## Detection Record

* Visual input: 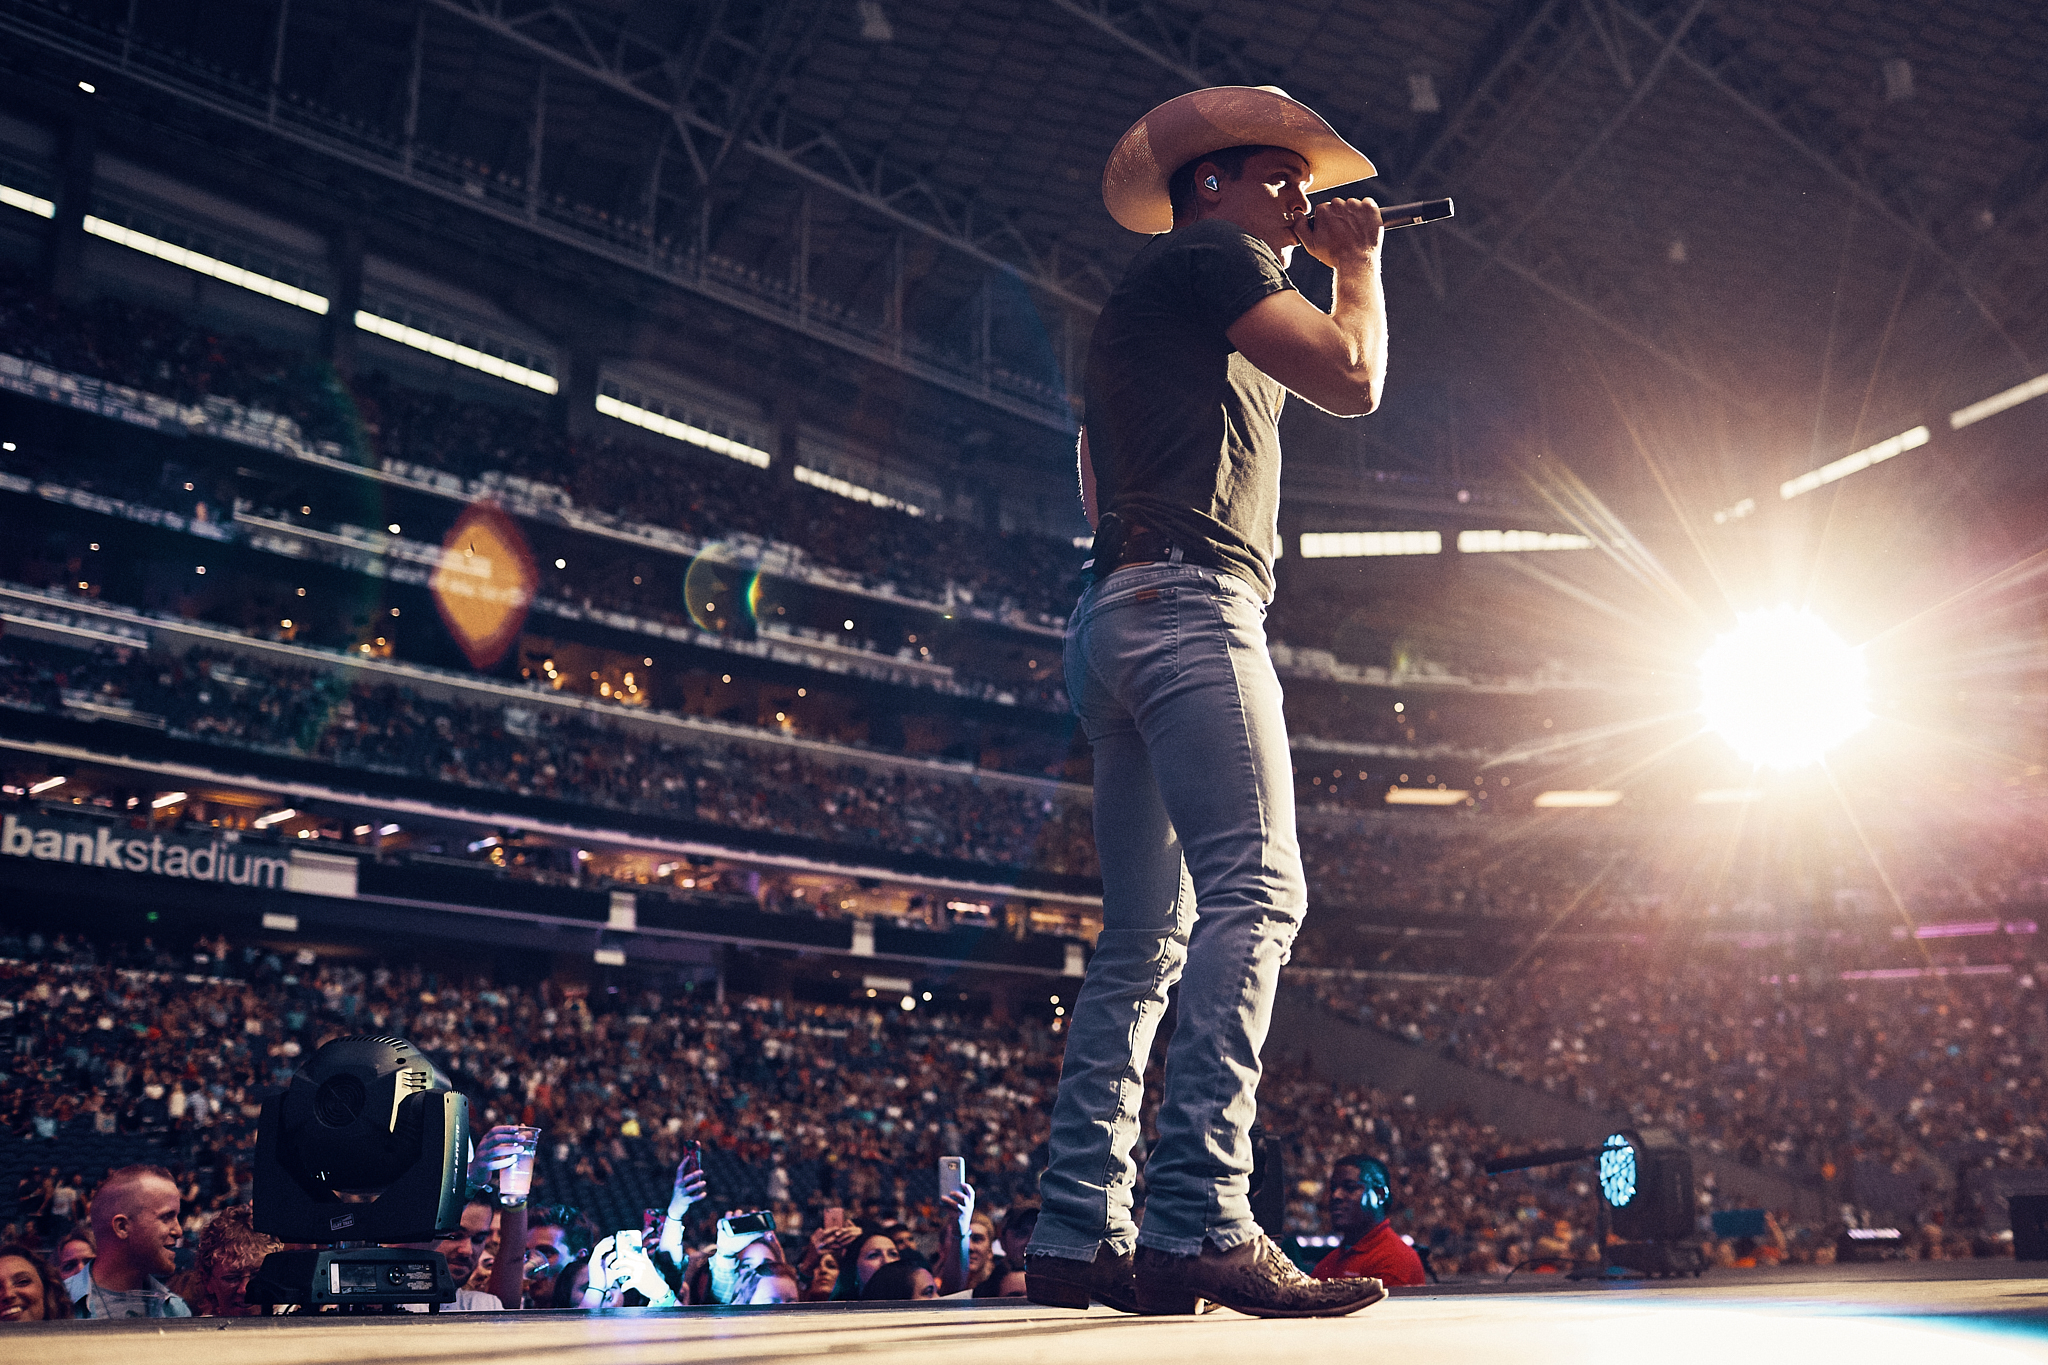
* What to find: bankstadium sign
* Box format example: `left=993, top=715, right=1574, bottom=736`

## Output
left=2, top=811, right=291, bottom=888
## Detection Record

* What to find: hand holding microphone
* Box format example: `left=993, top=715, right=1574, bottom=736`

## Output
left=1293, top=197, right=1455, bottom=267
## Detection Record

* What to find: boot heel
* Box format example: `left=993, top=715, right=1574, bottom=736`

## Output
left=1026, top=1273, right=1094, bottom=1310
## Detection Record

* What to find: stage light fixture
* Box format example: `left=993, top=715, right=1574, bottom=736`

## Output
left=1699, top=606, right=1870, bottom=769
left=1602, top=1129, right=1703, bottom=1275
left=249, top=1034, right=469, bottom=1309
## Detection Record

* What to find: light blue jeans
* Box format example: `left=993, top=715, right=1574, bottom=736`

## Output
left=1030, top=562, right=1307, bottom=1260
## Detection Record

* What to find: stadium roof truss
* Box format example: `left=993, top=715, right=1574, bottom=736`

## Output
left=1, top=0, right=2045, bottom=478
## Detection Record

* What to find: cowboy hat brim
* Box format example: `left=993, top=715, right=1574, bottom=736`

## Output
left=1102, top=86, right=1376, bottom=235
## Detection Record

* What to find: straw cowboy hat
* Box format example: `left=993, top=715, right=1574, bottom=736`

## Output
left=1102, top=85, right=1376, bottom=235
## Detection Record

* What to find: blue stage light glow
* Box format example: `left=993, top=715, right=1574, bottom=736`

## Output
left=1599, top=1132, right=1638, bottom=1208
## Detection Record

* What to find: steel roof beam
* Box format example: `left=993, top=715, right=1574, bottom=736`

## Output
left=1455, top=0, right=1710, bottom=297
left=1606, top=0, right=2029, bottom=367
left=0, top=1, right=1079, bottom=430
left=1044, top=0, right=1256, bottom=87
left=429, top=0, right=1112, bottom=311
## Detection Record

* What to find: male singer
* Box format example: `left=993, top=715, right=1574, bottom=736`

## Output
left=1026, top=86, right=1392, bottom=1318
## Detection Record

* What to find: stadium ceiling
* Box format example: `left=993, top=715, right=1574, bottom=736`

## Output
left=2, top=0, right=2045, bottom=489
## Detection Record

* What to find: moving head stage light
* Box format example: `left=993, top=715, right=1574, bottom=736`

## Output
left=249, top=1034, right=470, bottom=1310
left=1486, top=1128, right=1704, bottom=1279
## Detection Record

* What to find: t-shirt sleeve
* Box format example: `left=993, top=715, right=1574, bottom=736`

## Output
left=1183, top=225, right=1295, bottom=333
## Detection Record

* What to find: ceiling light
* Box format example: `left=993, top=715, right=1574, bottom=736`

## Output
left=1386, top=787, right=1469, bottom=806
left=354, top=311, right=556, bottom=393
left=1532, top=790, right=1623, bottom=808
left=857, top=0, right=894, bottom=42
left=85, top=217, right=327, bottom=313
left=1456, top=529, right=1594, bottom=554
left=1301, top=530, right=1441, bottom=559
left=0, top=187, right=53, bottom=220
left=1951, top=371, right=2048, bottom=430
left=1881, top=57, right=1913, bottom=103
left=595, top=393, right=771, bottom=468
left=1779, top=426, right=1928, bottom=500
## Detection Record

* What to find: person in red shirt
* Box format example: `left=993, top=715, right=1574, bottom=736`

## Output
left=1311, top=1156, right=1427, bottom=1288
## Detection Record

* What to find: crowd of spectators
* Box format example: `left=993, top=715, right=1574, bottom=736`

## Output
left=2, top=920, right=2031, bottom=1322
left=1311, top=929, right=2048, bottom=1201
left=11, top=627, right=2048, bottom=938
left=0, top=925, right=1634, bottom=1312
left=0, top=268, right=1082, bottom=625
left=1293, top=797, right=2048, bottom=931
left=0, top=636, right=1098, bottom=877
left=0, top=436, right=1075, bottom=717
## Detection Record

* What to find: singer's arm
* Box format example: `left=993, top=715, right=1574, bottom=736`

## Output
left=1227, top=202, right=1387, bottom=417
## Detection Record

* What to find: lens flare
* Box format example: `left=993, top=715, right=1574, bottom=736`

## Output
left=683, top=545, right=746, bottom=632
left=1699, top=606, right=1871, bottom=769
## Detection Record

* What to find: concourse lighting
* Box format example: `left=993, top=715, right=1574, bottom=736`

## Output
left=595, top=393, right=772, bottom=468
left=0, top=183, right=55, bottom=218
left=151, top=791, right=188, bottom=808
left=1694, top=788, right=1764, bottom=805
left=1950, top=371, right=2048, bottom=430
left=1699, top=607, right=1871, bottom=769
left=1532, top=790, right=1622, bottom=808
left=1779, top=426, right=1928, bottom=500
left=1300, top=531, right=1441, bottom=559
left=252, top=807, right=299, bottom=828
left=27, top=776, right=65, bottom=795
left=355, top=312, right=557, bottom=393
left=1712, top=498, right=1756, bottom=526
left=1386, top=786, right=1469, bottom=806
left=1455, top=529, right=1593, bottom=553
left=83, top=217, right=329, bottom=313
left=794, top=464, right=923, bottom=515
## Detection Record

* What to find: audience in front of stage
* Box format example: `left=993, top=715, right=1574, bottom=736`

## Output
left=0, top=921, right=2033, bottom=1325
left=63, top=1164, right=190, bottom=1318
left=168, top=1206, right=276, bottom=1317
left=1312, top=1154, right=1427, bottom=1287
left=0, top=1243, right=71, bottom=1322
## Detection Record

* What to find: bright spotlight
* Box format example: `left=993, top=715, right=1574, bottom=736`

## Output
left=1700, top=607, right=1870, bottom=769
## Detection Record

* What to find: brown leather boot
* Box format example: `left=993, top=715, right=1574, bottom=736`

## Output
left=1134, top=1236, right=1387, bottom=1318
left=1025, top=1244, right=1141, bottom=1313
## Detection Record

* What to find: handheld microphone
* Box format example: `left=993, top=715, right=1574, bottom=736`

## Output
left=1300, top=197, right=1455, bottom=234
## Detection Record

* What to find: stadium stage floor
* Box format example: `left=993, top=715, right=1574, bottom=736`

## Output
left=34, top=1261, right=2048, bottom=1363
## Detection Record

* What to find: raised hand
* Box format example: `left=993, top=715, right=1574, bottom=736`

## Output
left=466, top=1124, right=526, bottom=1190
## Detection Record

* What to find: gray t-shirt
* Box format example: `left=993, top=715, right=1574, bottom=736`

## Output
left=1083, top=218, right=1295, bottom=599
left=66, top=1266, right=192, bottom=1319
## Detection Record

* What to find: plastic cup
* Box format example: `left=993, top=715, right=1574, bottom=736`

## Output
left=501, top=1125, right=540, bottom=1202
